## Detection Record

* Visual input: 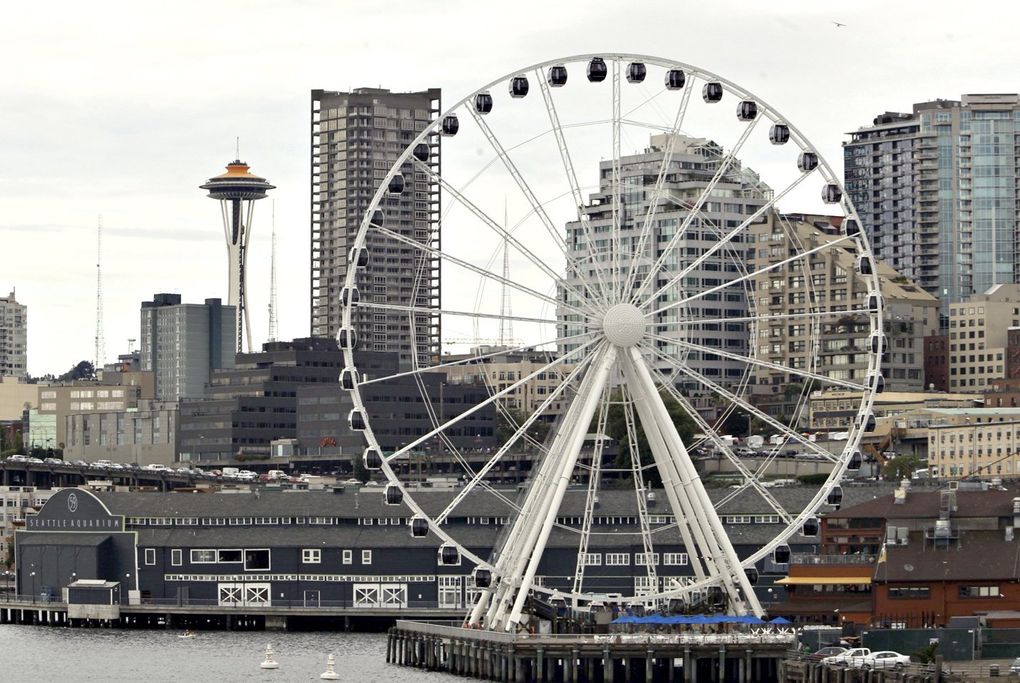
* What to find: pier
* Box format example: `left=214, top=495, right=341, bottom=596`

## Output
left=387, top=620, right=796, bottom=682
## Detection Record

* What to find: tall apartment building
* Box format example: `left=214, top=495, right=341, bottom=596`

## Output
left=558, top=134, right=765, bottom=415
left=947, top=284, right=1020, bottom=392
left=139, top=294, right=235, bottom=402
left=310, top=88, right=441, bottom=369
left=749, top=213, right=939, bottom=418
left=0, top=291, right=27, bottom=379
left=844, top=94, right=1020, bottom=326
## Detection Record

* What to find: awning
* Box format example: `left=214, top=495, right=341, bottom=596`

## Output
left=776, top=576, right=872, bottom=585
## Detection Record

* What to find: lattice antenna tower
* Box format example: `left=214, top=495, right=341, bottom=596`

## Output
left=268, top=200, right=279, bottom=343
left=498, top=198, right=512, bottom=347
left=94, top=214, right=106, bottom=374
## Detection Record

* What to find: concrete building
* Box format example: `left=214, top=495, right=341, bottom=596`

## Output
left=140, top=293, right=235, bottom=402
left=310, top=88, right=441, bottom=369
left=749, top=213, right=939, bottom=418
left=179, top=338, right=497, bottom=462
left=558, top=134, right=765, bottom=417
left=25, top=410, right=56, bottom=451
left=844, top=95, right=1020, bottom=326
left=926, top=407, right=1020, bottom=479
left=0, top=376, right=37, bottom=422
left=440, top=346, right=575, bottom=419
left=808, top=390, right=981, bottom=431
left=947, top=284, right=1020, bottom=392
left=32, top=376, right=153, bottom=451
left=63, top=400, right=178, bottom=466
left=0, top=291, right=27, bottom=379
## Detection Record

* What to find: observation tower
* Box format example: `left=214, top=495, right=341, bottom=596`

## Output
left=200, top=159, right=275, bottom=352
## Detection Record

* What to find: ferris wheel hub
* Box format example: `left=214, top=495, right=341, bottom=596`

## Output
left=602, top=303, right=646, bottom=347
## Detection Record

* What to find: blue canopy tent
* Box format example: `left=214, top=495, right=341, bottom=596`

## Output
left=769, top=617, right=792, bottom=625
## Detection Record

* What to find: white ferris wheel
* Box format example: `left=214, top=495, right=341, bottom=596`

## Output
left=339, top=54, right=883, bottom=631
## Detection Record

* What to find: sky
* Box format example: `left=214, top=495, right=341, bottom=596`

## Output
left=4, top=0, right=1020, bottom=376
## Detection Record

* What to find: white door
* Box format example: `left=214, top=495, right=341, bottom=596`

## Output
left=244, top=583, right=271, bottom=607
left=438, top=576, right=462, bottom=608
left=218, top=583, right=242, bottom=606
left=381, top=584, right=407, bottom=608
left=354, top=584, right=379, bottom=608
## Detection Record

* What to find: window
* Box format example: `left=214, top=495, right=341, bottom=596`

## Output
left=218, top=549, right=243, bottom=563
left=191, top=549, right=217, bottom=564
left=244, top=549, right=271, bottom=571
left=663, top=553, right=689, bottom=566
left=888, top=586, right=929, bottom=599
left=144, top=548, right=156, bottom=566
left=302, top=549, right=321, bottom=564
left=959, top=585, right=999, bottom=598
left=171, top=549, right=182, bottom=567
left=362, top=550, right=373, bottom=565
left=583, top=553, right=601, bottom=566
left=342, top=549, right=353, bottom=565
left=605, top=553, right=630, bottom=566
left=635, top=553, right=660, bottom=566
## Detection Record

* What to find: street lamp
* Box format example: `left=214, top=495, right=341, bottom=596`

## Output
left=30, top=571, right=36, bottom=604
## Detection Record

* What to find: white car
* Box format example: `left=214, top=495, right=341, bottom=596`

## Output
left=861, top=651, right=910, bottom=671
left=822, top=647, right=871, bottom=668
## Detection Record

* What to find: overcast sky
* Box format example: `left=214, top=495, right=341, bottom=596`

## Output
left=4, top=0, right=1019, bottom=376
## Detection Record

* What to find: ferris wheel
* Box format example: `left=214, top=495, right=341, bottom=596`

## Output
left=339, top=54, right=883, bottom=631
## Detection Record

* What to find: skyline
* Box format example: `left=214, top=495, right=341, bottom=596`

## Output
left=5, top=0, right=1020, bottom=375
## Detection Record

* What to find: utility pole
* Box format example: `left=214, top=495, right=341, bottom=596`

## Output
left=94, top=215, right=105, bottom=373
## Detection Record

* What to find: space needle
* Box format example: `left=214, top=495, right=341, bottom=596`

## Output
left=200, top=156, right=275, bottom=353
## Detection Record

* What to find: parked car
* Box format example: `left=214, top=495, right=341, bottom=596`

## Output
left=861, top=651, right=910, bottom=671
left=6, top=454, right=28, bottom=462
left=1010, top=657, right=1020, bottom=675
left=43, top=457, right=63, bottom=465
left=822, top=647, right=871, bottom=668
left=808, top=647, right=846, bottom=662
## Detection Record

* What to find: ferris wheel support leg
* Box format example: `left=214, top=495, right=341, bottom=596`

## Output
left=626, top=348, right=764, bottom=617
left=618, top=357, right=714, bottom=584
left=485, top=349, right=611, bottom=629
left=501, top=346, right=617, bottom=632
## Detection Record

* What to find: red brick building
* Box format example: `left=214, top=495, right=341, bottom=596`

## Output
left=924, top=335, right=949, bottom=392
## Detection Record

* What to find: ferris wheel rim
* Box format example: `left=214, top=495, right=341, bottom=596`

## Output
left=337, top=53, right=884, bottom=607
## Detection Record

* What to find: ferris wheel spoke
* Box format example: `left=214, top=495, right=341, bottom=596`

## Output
left=622, top=73, right=695, bottom=298
left=609, top=58, right=623, bottom=300
left=465, top=106, right=594, bottom=297
left=533, top=69, right=614, bottom=308
left=644, top=345, right=838, bottom=464
left=409, top=158, right=603, bottom=309
left=620, top=384, right=660, bottom=590
left=383, top=338, right=602, bottom=464
left=642, top=364, right=794, bottom=526
left=638, top=169, right=815, bottom=308
left=649, top=333, right=868, bottom=392
left=355, top=300, right=563, bottom=328
left=657, top=307, right=874, bottom=328
left=631, top=116, right=761, bottom=303
left=370, top=223, right=595, bottom=318
left=435, top=355, right=595, bottom=526
left=357, top=330, right=593, bottom=388
left=648, top=234, right=853, bottom=319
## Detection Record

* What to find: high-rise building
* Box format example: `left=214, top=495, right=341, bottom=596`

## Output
left=139, top=293, right=236, bottom=402
left=0, top=290, right=27, bottom=379
left=844, top=94, right=1020, bottom=327
left=557, top=134, right=765, bottom=416
left=310, top=88, right=441, bottom=369
left=748, top=213, right=939, bottom=419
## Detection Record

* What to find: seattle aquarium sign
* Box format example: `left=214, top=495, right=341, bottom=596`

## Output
left=24, top=488, right=124, bottom=531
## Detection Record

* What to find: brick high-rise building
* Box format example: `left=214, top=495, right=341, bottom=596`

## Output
left=310, top=88, right=441, bottom=369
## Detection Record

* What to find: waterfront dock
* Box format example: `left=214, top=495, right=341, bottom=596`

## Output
left=387, top=619, right=796, bottom=682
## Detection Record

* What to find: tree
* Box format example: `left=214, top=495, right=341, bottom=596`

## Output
left=353, top=452, right=370, bottom=483
left=602, top=389, right=697, bottom=487
left=57, top=360, right=96, bottom=382
left=883, top=454, right=921, bottom=481
left=496, top=407, right=550, bottom=447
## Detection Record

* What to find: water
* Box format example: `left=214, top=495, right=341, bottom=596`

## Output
left=0, top=625, right=467, bottom=682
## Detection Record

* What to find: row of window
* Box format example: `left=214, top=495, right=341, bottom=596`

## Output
left=581, top=552, right=689, bottom=567
left=141, top=548, right=373, bottom=569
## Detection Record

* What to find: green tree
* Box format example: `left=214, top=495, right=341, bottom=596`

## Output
left=496, top=407, right=550, bottom=447
left=883, top=454, right=921, bottom=481
left=353, top=452, right=370, bottom=483
left=602, top=389, right=696, bottom=486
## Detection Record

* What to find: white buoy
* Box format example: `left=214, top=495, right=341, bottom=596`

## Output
left=320, top=653, right=340, bottom=680
left=260, top=643, right=279, bottom=670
